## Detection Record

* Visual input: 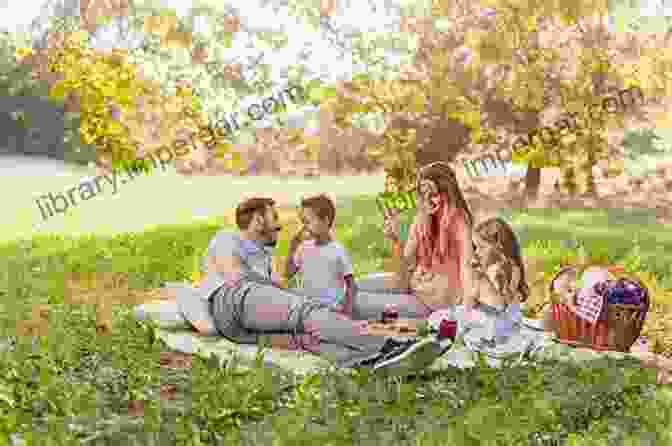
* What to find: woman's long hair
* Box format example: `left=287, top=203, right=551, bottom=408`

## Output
left=473, top=217, right=530, bottom=303
left=414, top=162, right=474, bottom=290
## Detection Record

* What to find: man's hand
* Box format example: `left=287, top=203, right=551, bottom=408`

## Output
left=286, top=228, right=307, bottom=278
left=289, top=226, right=307, bottom=248
left=208, top=255, right=243, bottom=287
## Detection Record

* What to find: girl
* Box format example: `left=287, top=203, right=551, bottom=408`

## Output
left=468, top=217, right=530, bottom=311
left=464, top=217, right=530, bottom=341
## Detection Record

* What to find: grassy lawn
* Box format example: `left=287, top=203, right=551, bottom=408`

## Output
left=1, top=192, right=672, bottom=445
left=0, top=163, right=385, bottom=244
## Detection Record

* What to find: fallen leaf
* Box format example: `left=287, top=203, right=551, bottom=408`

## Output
left=128, top=399, right=144, bottom=417
left=159, top=351, right=192, bottom=369
left=160, top=384, right=178, bottom=400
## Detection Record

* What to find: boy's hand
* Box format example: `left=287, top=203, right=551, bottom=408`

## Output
left=289, top=226, right=307, bottom=249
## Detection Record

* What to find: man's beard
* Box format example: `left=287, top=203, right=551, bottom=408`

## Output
left=260, top=223, right=279, bottom=247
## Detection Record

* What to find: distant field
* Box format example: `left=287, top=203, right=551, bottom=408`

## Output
left=1, top=152, right=666, bottom=244
left=0, top=158, right=386, bottom=243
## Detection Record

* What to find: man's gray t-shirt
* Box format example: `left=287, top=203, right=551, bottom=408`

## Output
left=198, top=230, right=274, bottom=299
left=177, top=230, right=274, bottom=342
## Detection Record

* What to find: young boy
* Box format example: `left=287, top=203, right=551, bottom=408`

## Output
left=286, top=194, right=357, bottom=315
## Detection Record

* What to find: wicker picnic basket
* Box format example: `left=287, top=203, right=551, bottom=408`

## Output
left=549, top=267, right=650, bottom=352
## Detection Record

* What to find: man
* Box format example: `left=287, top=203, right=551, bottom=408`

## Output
left=137, top=197, right=446, bottom=376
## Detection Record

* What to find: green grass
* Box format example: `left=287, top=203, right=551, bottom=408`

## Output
left=0, top=166, right=386, bottom=244
left=1, top=193, right=672, bottom=445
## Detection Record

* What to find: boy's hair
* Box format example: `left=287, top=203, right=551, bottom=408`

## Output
left=474, top=217, right=530, bottom=302
left=301, top=194, right=336, bottom=227
left=236, top=197, right=276, bottom=230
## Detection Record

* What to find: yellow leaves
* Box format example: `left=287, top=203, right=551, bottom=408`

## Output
left=409, top=92, right=426, bottom=112
left=460, top=109, right=481, bottom=130
left=431, top=0, right=451, bottom=16
left=143, top=13, right=177, bottom=37
left=106, top=120, right=125, bottom=136
left=49, top=81, right=69, bottom=101
left=477, top=39, right=507, bottom=64
left=431, top=49, right=450, bottom=71
left=14, top=47, right=34, bottom=62
left=68, top=30, right=90, bottom=45
left=215, top=148, right=244, bottom=171
left=651, top=111, right=672, bottom=128
left=99, top=83, right=118, bottom=99
left=190, top=271, right=203, bottom=286
left=526, top=14, right=538, bottom=32
left=162, top=29, right=192, bottom=49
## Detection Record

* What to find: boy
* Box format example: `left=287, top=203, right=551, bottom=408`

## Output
left=286, top=194, right=357, bottom=315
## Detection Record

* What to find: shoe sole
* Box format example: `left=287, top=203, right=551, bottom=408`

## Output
left=372, top=338, right=442, bottom=378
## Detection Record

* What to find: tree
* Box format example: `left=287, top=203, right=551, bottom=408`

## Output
left=318, top=0, right=672, bottom=200
left=9, top=0, right=411, bottom=176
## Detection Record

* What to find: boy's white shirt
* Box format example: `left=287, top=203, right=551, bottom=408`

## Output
left=294, top=240, right=353, bottom=298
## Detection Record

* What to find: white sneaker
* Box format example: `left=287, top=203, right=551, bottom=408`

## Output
left=372, top=337, right=444, bottom=377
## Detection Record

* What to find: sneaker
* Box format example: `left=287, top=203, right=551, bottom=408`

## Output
left=341, top=338, right=415, bottom=370
left=372, top=337, right=444, bottom=377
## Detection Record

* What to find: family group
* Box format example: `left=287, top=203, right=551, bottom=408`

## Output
left=134, top=161, right=640, bottom=376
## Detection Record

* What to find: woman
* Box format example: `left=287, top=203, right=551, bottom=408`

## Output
left=352, top=161, right=476, bottom=319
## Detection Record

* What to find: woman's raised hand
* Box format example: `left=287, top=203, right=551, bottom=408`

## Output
left=382, top=208, right=401, bottom=241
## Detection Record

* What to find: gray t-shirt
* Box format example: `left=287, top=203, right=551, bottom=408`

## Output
left=177, top=230, right=274, bottom=342
left=198, top=230, right=274, bottom=300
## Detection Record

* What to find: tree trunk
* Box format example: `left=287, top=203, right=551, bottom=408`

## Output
left=523, top=166, right=541, bottom=200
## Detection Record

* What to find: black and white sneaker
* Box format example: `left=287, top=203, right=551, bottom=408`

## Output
left=372, top=337, right=444, bottom=377
left=349, top=337, right=416, bottom=369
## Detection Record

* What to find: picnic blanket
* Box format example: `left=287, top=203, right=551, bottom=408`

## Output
left=138, top=290, right=638, bottom=375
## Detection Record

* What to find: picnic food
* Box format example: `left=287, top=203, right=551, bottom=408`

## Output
left=381, top=303, right=400, bottom=324
left=549, top=267, right=650, bottom=352
left=595, top=278, right=649, bottom=306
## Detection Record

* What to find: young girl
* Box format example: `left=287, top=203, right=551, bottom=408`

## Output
left=464, top=217, right=529, bottom=340
left=467, top=217, right=529, bottom=310
left=286, top=194, right=357, bottom=315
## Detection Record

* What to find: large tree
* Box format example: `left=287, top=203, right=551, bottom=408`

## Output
left=7, top=0, right=414, bottom=175
left=316, top=0, right=672, bottom=200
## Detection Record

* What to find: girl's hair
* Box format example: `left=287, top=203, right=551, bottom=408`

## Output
left=417, top=162, right=474, bottom=227
left=473, top=217, right=530, bottom=302
left=414, top=162, right=474, bottom=290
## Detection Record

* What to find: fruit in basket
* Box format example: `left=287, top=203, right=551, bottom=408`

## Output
left=597, top=278, right=648, bottom=306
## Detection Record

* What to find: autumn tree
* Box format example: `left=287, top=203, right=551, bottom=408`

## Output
left=319, top=0, right=672, bottom=200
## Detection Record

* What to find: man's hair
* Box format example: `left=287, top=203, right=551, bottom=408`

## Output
left=301, top=194, right=336, bottom=227
left=236, top=197, right=276, bottom=230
